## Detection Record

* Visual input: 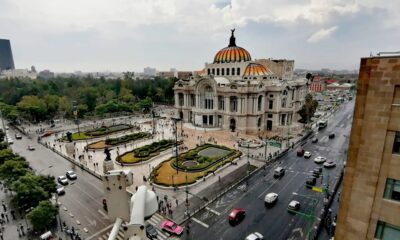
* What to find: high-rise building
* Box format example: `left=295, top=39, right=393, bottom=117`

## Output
left=336, top=54, right=400, bottom=239
left=0, top=39, right=15, bottom=70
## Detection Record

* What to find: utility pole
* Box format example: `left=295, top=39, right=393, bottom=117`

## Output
left=264, top=137, right=268, bottom=162
left=173, top=118, right=179, bottom=175
left=72, top=101, right=80, bottom=134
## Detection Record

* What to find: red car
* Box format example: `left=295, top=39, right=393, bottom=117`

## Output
left=229, top=208, right=246, bottom=223
left=160, top=219, right=184, bottom=235
left=297, top=148, right=305, bottom=157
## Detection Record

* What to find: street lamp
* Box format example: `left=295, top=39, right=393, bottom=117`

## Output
left=172, top=117, right=180, bottom=175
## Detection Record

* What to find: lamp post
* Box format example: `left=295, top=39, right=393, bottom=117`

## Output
left=172, top=117, right=180, bottom=175
left=264, top=137, right=268, bottom=162
left=72, top=101, right=80, bottom=134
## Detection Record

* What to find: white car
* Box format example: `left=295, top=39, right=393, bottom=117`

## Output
left=288, top=200, right=300, bottom=211
left=323, top=161, right=336, bottom=168
left=66, top=171, right=77, bottom=180
left=57, top=176, right=68, bottom=185
left=314, top=156, right=327, bottom=163
left=303, top=151, right=312, bottom=158
left=245, top=232, right=264, bottom=240
left=56, top=184, right=65, bottom=195
left=264, top=193, right=278, bottom=205
left=7, top=138, right=14, bottom=144
left=28, top=145, right=35, bottom=151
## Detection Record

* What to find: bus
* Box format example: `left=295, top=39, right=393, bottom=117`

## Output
left=317, top=120, right=328, bottom=130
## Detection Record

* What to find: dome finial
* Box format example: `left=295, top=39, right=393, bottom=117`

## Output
left=229, top=28, right=236, bottom=47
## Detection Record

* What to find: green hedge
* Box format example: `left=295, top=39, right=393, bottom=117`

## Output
left=104, top=132, right=150, bottom=146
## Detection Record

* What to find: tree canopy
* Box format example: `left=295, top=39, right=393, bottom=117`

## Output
left=27, top=200, right=58, bottom=231
left=297, top=94, right=319, bottom=124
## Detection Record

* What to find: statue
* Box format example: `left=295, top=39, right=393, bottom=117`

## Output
left=231, top=28, right=235, bottom=36
left=104, top=148, right=111, bottom=161
left=66, top=131, right=73, bottom=142
left=229, top=28, right=236, bottom=47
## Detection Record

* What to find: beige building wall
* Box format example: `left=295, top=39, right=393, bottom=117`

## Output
left=336, top=56, right=400, bottom=239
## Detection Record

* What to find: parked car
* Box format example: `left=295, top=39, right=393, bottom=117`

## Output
left=160, top=219, right=183, bottom=235
left=304, top=151, right=312, bottom=158
left=15, top=134, right=22, bottom=140
left=264, top=193, right=278, bottom=206
left=56, top=184, right=65, bottom=195
left=311, top=137, right=318, bottom=143
left=28, top=145, right=35, bottom=151
left=245, top=232, right=264, bottom=240
left=329, top=133, right=335, bottom=139
left=324, top=161, right=336, bottom=168
left=288, top=200, right=300, bottom=212
left=7, top=138, right=14, bottom=144
left=57, top=176, right=68, bottom=185
left=314, top=156, right=327, bottom=164
left=228, top=208, right=246, bottom=223
left=66, top=171, right=77, bottom=180
left=306, top=177, right=317, bottom=188
left=296, top=148, right=305, bottom=157
left=273, top=167, right=285, bottom=178
left=146, top=224, right=158, bottom=239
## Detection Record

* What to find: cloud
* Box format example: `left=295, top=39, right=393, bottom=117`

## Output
left=307, top=26, right=338, bottom=43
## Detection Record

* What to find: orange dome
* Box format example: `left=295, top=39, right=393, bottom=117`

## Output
left=243, top=63, right=273, bottom=76
left=213, top=29, right=252, bottom=63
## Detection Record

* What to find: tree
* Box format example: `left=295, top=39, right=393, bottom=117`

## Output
left=0, top=149, right=17, bottom=164
left=43, top=95, right=60, bottom=118
left=0, top=130, right=4, bottom=142
left=27, top=200, right=58, bottom=231
left=0, top=160, right=31, bottom=187
left=12, top=174, right=49, bottom=209
left=16, top=96, right=47, bottom=122
left=297, top=94, right=319, bottom=124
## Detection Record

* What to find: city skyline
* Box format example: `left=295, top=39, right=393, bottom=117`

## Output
left=1, top=0, right=399, bottom=72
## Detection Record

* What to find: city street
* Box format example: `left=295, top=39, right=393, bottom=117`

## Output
left=183, top=100, right=354, bottom=240
left=8, top=129, right=112, bottom=239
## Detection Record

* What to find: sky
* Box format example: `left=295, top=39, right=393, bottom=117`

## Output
left=1, top=0, right=399, bottom=72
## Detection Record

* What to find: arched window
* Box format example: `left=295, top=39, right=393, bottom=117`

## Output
left=237, top=67, right=241, bottom=75
left=178, top=93, right=184, bottom=106
left=207, top=69, right=210, bottom=75
left=217, top=68, right=220, bottom=76
left=258, top=95, right=263, bottom=111
left=227, top=68, right=230, bottom=75
left=212, top=68, right=215, bottom=75
left=257, top=117, right=261, bottom=128
left=232, top=68, right=235, bottom=75
left=221, top=68, right=225, bottom=75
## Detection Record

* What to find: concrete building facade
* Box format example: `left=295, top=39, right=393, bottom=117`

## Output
left=336, top=55, right=400, bottom=239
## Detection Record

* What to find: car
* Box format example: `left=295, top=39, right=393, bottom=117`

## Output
left=329, top=133, right=335, bottom=139
left=296, top=148, right=305, bottom=156
left=303, top=151, right=312, bottom=158
left=264, top=193, right=278, bottom=206
left=311, top=137, right=318, bottom=143
left=15, top=134, right=22, bottom=140
left=314, top=167, right=323, bottom=173
left=66, top=171, right=77, bottom=180
left=306, top=177, right=317, bottom=188
left=324, top=161, right=336, bottom=168
left=57, top=176, right=68, bottom=185
left=146, top=224, right=158, bottom=239
left=273, top=167, right=285, bottom=178
left=56, top=184, right=65, bottom=195
left=160, top=219, right=183, bottom=235
left=314, top=156, right=327, bottom=164
left=41, top=131, right=54, bottom=138
left=28, top=145, right=35, bottom=151
left=245, top=232, right=264, bottom=240
left=228, top=208, right=246, bottom=223
left=7, top=138, right=14, bottom=144
left=288, top=200, right=300, bottom=212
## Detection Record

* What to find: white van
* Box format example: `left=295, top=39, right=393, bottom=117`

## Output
left=274, top=167, right=285, bottom=178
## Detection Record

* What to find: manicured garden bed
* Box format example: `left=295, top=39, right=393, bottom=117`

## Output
left=67, top=124, right=133, bottom=140
left=152, top=144, right=241, bottom=186
left=87, top=132, right=151, bottom=149
left=117, top=139, right=176, bottom=164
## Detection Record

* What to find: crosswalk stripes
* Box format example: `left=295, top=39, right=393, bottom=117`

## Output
left=97, top=213, right=171, bottom=240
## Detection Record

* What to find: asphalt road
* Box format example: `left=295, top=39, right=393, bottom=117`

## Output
left=8, top=128, right=111, bottom=238
left=184, top=100, right=354, bottom=240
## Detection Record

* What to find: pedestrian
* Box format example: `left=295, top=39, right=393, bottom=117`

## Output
left=4, top=213, right=8, bottom=223
left=0, top=230, right=3, bottom=240
left=0, top=213, right=3, bottom=220
left=176, top=199, right=178, bottom=207
left=1, top=202, right=5, bottom=212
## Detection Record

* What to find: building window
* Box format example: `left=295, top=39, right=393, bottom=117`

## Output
left=292, top=89, right=295, bottom=100
left=269, top=100, right=273, bottom=109
left=375, top=221, right=400, bottom=240
left=282, top=98, right=287, bottom=108
left=218, top=96, right=225, bottom=110
left=269, top=94, right=274, bottom=98
left=203, top=115, right=207, bottom=125
left=237, top=67, right=240, bottom=75
left=221, top=68, right=225, bottom=75
left=393, top=132, right=400, bottom=153
left=207, top=69, right=210, bottom=75
left=190, top=94, right=195, bottom=107
left=384, top=178, right=400, bottom=201
left=258, top=95, right=262, bottom=111
left=257, top=117, right=261, bottom=127
left=230, top=96, right=238, bottom=112
left=232, top=68, right=235, bottom=75
left=212, top=68, right=215, bottom=75
left=268, top=114, right=273, bottom=118
left=217, top=68, right=220, bottom=76
left=178, top=93, right=184, bottom=106
left=227, top=68, right=230, bottom=75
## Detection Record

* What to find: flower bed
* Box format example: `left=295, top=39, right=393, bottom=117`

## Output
left=152, top=144, right=241, bottom=186
left=87, top=132, right=151, bottom=149
left=68, top=124, right=133, bottom=140
left=117, top=139, right=175, bottom=164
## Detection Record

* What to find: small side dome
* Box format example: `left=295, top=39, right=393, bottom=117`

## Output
left=243, top=63, right=273, bottom=76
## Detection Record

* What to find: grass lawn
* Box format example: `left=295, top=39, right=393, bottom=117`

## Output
left=71, top=132, right=90, bottom=140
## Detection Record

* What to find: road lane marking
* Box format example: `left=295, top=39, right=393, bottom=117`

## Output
left=205, top=207, right=220, bottom=216
left=192, top=217, right=209, bottom=228
left=278, top=172, right=299, bottom=195
left=257, top=178, right=280, bottom=199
